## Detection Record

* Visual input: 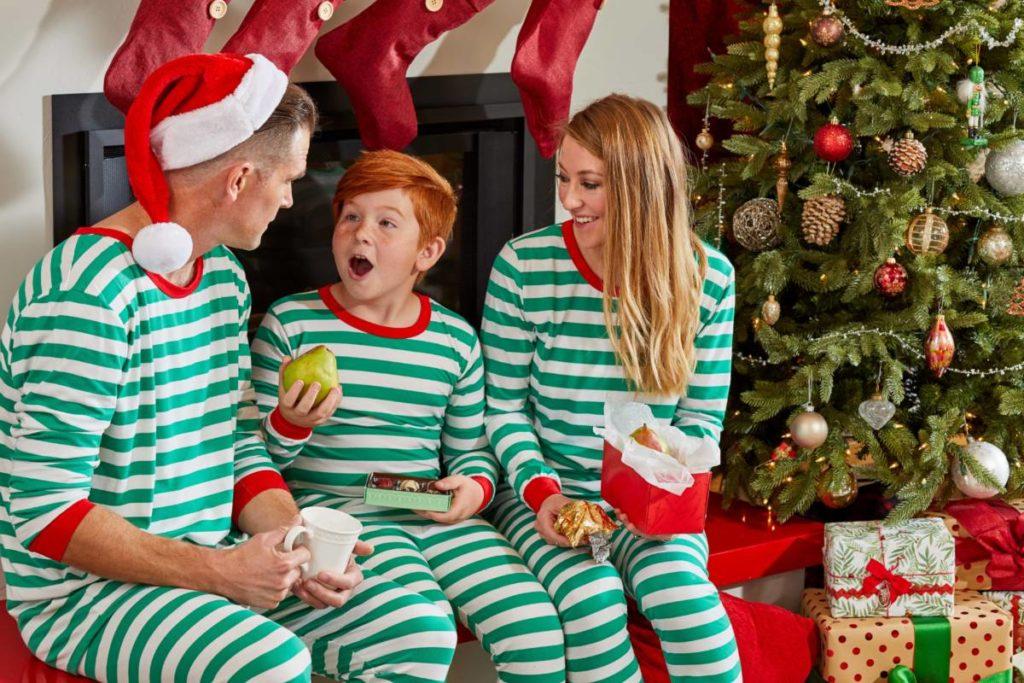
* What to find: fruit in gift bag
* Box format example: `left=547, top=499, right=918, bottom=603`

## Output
left=283, top=345, right=340, bottom=405
left=630, top=425, right=669, bottom=454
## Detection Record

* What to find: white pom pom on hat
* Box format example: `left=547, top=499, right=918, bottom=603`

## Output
left=123, top=52, right=287, bottom=273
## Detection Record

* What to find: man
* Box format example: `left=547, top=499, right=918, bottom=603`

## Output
left=0, top=53, right=456, bottom=682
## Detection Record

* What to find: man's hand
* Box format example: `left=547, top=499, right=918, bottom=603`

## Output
left=277, top=356, right=342, bottom=429
left=535, top=493, right=577, bottom=547
left=291, top=540, right=374, bottom=609
left=209, top=527, right=310, bottom=609
left=415, top=475, right=484, bottom=525
left=614, top=508, right=674, bottom=542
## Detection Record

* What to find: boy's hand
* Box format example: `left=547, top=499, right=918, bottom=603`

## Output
left=277, top=356, right=342, bottom=429
left=291, top=540, right=374, bottom=610
left=416, top=475, right=484, bottom=525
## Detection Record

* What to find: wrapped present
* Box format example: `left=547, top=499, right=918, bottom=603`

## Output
left=802, top=588, right=1013, bottom=683
left=597, top=401, right=716, bottom=536
left=926, top=499, right=1024, bottom=591
left=984, top=592, right=1024, bottom=677
left=554, top=501, right=619, bottom=563
left=824, top=518, right=955, bottom=618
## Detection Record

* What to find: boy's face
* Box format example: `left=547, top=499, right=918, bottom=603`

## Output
left=332, top=188, right=445, bottom=304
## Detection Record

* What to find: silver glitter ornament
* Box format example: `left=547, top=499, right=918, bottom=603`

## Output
left=952, top=438, right=1010, bottom=499
left=985, top=140, right=1024, bottom=197
left=858, top=392, right=896, bottom=430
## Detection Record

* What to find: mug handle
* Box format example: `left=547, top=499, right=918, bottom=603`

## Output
left=283, top=525, right=312, bottom=576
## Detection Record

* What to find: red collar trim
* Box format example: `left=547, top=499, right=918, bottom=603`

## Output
left=561, top=219, right=604, bottom=292
left=75, top=227, right=204, bottom=298
left=318, top=285, right=431, bottom=339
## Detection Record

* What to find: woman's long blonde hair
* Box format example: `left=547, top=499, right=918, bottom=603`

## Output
left=563, top=94, right=707, bottom=396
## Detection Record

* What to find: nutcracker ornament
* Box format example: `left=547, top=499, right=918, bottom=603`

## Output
left=963, top=65, right=989, bottom=149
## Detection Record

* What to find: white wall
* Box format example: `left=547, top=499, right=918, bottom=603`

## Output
left=0, top=0, right=667, bottom=307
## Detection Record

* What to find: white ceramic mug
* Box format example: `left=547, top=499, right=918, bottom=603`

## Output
left=283, top=506, right=363, bottom=579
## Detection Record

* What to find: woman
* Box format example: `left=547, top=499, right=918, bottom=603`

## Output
left=481, top=93, right=740, bottom=682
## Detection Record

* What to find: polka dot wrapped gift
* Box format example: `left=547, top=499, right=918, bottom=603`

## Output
left=802, top=588, right=1014, bottom=683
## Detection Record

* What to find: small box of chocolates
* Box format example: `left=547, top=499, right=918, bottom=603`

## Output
left=363, top=473, right=452, bottom=512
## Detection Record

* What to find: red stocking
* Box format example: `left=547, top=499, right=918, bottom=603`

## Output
left=104, top=0, right=231, bottom=113
left=220, top=0, right=343, bottom=74
left=511, top=0, right=604, bottom=158
left=315, top=0, right=495, bottom=151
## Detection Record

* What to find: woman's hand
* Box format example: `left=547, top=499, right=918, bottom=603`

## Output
left=614, top=508, right=674, bottom=542
left=535, top=493, right=578, bottom=547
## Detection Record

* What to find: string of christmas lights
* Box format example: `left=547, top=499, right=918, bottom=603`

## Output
left=829, top=177, right=1024, bottom=224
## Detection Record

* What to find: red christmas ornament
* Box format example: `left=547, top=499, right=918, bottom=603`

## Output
left=926, top=314, right=955, bottom=378
left=873, top=258, right=908, bottom=298
left=814, top=118, right=854, bottom=163
left=771, top=440, right=796, bottom=461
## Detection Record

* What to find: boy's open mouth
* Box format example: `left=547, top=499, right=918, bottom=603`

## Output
left=349, top=255, right=374, bottom=279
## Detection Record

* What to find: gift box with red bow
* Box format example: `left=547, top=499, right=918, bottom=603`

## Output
left=824, top=518, right=955, bottom=618
left=926, top=499, right=1024, bottom=591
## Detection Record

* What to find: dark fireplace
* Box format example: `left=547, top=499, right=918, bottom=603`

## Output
left=50, top=74, right=555, bottom=330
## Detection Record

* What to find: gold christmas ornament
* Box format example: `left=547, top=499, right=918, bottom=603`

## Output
left=761, top=294, right=781, bottom=326
left=733, top=198, right=782, bottom=251
left=790, top=405, right=829, bottom=450
left=763, top=3, right=783, bottom=89
left=810, top=7, right=844, bottom=47
left=801, top=195, right=847, bottom=246
left=888, top=131, right=928, bottom=177
left=773, top=142, right=792, bottom=212
left=817, top=470, right=858, bottom=509
left=905, top=209, right=949, bottom=255
left=978, top=225, right=1014, bottom=266
left=696, top=127, right=715, bottom=152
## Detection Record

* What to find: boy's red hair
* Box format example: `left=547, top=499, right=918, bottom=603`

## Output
left=331, top=150, right=457, bottom=246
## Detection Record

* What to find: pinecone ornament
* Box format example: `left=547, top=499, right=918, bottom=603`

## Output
left=801, top=195, right=847, bottom=246
left=887, top=131, right=928, bottom=177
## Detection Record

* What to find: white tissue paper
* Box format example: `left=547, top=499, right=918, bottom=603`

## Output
left=595, top=399, right=719, bottom=495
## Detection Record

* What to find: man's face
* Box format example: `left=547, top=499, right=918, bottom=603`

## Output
left=219, top=127, right=311, bottom=251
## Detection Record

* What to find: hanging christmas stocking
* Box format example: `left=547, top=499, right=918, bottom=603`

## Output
left=511, top=0, right=604, bottom=158
left=315, top=0, right=494, bottom=151
left=104, top=0, right=232, bottom=113
left=220, top=0, right=344, bottom=74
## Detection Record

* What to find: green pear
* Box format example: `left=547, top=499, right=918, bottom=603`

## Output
left=283, top=345, right=339, bottom=405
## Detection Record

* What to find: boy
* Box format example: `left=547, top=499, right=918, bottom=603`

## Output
left=252, top=150, right=566, bottom=682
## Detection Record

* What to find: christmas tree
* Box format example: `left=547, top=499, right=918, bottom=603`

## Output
left=689, top=0, right=1024, bottom=521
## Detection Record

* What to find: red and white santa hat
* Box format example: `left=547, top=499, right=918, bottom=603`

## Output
left=125, top=52, right=288, bottom=273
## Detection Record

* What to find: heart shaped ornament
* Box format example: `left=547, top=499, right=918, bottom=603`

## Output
left=858, top=392, right=896, bottom=430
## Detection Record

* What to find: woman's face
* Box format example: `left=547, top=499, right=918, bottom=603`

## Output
left=557, top=135, right=607, bottom=253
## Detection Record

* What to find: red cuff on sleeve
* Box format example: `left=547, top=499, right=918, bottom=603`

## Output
left=233, top=470, right=290, bottom=525
left=471, top=476, right=494, bottom=513
left=270, top=407, right=313, bottom=440
left=28, top=499, right=96, bottom=562
left=523, top=477, right=562, bottom=513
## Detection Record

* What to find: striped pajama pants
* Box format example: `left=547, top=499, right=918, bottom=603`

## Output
left=488, top=490, right=743, bottom=683
left=11, top=566, right=456, bottom=682
left=296, top=492, right=567, bottom=683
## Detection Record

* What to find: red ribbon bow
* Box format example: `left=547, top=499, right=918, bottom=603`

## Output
left=947, top=499, right=1024, bottom=590
left=862, top=558, right=912, bottom=604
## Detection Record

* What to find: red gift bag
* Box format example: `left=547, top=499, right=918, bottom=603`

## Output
left=601, top=439, right=711, bottom=536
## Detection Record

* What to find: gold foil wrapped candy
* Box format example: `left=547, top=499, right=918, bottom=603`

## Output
left=554, top=501, right=619, bottom=562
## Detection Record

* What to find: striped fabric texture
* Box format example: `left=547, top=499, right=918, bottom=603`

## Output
left=251, top=287, right=567, bottom=681
left=481, top=222, right=741, bottom=682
